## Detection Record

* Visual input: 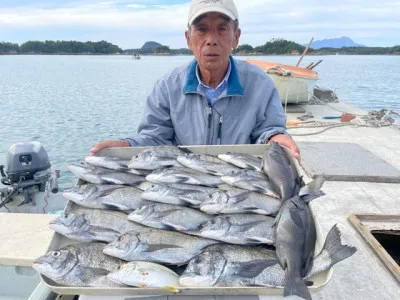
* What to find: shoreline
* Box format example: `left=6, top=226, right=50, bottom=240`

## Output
left=1, top=53, right=399, bottom=56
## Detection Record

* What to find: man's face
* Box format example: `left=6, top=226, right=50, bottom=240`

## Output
left=185, top=12, right=241, bottom=73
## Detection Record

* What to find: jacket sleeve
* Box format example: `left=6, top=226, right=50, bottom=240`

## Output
left=125, top=79, right=175, bottom=146
left=252, top=82, right=289, bottom=144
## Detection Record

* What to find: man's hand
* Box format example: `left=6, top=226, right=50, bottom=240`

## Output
left=89, top=140, right=130, bottom=155
left=269, top=134, right=301, bottom=163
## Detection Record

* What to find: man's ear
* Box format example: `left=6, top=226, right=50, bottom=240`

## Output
left=232, top=28, right=241, bottom=49
left=185, top=30, right=192, bottom=50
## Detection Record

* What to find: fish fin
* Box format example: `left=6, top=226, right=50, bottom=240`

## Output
left=102, top=203, right=125, bottom=211
left=308, top=224, right=357, bottom=277
left=74, top=266, right=110, bottom=283
left=205, top=169, right=220, bottom=176
left=161, top=220, right=192, bottom=231
left=144, top=244, right=183, bottom=252
left=234, top=260, right=278, bottom=278
left=284, top=275, right=312, bottom=300
left=88, top=226, right=120, bottom=241
left=180, top=147, right=192, bottom=154
left=289, top=209, right=304, bottom=229
left=299, top=176, right=325, bottom=199
left=230, top=191, right=252, bottom=204
left=96, top=187, right=124, bottom=197
left=164, top=286, right=180, bottom=292
left=174, top=175, right=191, bottom=183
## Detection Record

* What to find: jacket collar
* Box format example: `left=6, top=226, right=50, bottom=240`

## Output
left=183, top=56, right=244, bottom=96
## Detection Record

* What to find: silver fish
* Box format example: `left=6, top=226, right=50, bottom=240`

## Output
left=180, top=225, right=357, bottom=288
left=177, top=153, right=241, bottom=176
left=146, top=167, right=222, bottom=187
left=33, top=243, right=124, bottom=287
left=128, top=202, right=212, bottom=232
left=62, top=184, right=126, bottom=209
left=220, top=170, right=279, bottom=198
left=67, top=162, right=146, bottom=186
left=107, top=261, right=180, bottom=288
left=85, top=156, right=130, bottom=171
left=99, top=186, right=146, bottom=211
left=128, top=146, right=189, bottom=170
left=104, top=228, right=218, bottom=265
left=274, top=195, right=316, bottom=300
left=218, top=153, right=262, bottom=171
left=262, top=142, right=302, bottom=201
left=200, top=189, right=281, bottom=215
left=141, top=183, right=217, bottom=206
left=50, top=209, right=149, bottom=242
left=199, top=214, right=275, bottom=245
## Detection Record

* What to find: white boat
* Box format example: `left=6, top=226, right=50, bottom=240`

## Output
left=246, top=59, right=320, bottom=104
left=0, top=142, right=67, bottom=300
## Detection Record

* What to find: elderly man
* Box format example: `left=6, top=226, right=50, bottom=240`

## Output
left=91, top=0, right=300, bottom=161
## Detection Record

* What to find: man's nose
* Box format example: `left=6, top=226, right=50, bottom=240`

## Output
left=205, top=29, right=218, bottom=45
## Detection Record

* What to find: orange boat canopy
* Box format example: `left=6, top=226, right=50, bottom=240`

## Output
left=246, top=59, right=319, bottom=80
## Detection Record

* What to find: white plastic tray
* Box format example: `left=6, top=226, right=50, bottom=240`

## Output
left=40, top=144, right=332, bottom=296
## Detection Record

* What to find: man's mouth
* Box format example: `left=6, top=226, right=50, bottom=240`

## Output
left=206, top=53, right=219, bottom=57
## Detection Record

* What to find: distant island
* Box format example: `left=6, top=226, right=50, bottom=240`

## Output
left=1, top=38, right=399, bottom=56
left=305, top=37, right=366, bottom=49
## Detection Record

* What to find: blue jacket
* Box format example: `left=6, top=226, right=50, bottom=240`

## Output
left=126, top=57, right=287, bottom=146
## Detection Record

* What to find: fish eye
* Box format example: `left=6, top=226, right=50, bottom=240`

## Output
left=118, top=235, right=126, bottom=242
left=52, top=251, right=61, bottom=257
left=64, top=214, right=69, bottom=218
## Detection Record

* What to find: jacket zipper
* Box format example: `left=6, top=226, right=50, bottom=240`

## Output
left=217, top=115, right=223, bottom=144
left=206, top=104, right=213, bottom=144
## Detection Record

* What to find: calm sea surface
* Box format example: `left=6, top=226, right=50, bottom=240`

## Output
left=1, top=55, right=399, bottom=189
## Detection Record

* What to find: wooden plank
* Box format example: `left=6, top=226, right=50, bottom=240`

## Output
left=0, top=213, right=56, bottom=266
left=348, top=214, right=400, bottom=282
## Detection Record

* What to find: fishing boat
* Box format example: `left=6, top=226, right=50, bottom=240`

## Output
left=246, top=59, right=320, bottom=104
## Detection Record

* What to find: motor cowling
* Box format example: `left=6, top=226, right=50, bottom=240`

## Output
left=2, top=142, right=51, bottom=184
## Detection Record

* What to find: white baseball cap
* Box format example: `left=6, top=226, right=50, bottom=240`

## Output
left=188, top=0, right=239, bottom=26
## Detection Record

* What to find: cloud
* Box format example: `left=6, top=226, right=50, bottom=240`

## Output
left=0, top=0, right=399, bottom=48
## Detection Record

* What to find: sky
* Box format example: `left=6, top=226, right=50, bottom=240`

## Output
left=0, top=0, right=399, bottom=49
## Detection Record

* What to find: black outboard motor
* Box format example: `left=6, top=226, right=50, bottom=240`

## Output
left=0, top=142, right=60, bottom=208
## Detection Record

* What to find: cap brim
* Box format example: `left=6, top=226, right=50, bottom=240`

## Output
left=188, top=7, right=236, bottom=26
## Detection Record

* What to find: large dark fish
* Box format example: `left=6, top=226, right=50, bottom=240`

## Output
left=262, top=142, right=303, bottom=201
left=179, top=224, right=357, bottom=288
left=274, top=178, right=324, bottom=300
left=32, top=243, right=125, bottom=287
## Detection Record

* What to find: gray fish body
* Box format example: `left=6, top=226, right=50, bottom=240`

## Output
left=100, top=186, right=146, bottom=211
left=128, top=146, right=187, bottom=170
left=274, top=195, right=316, bottom=299
left=146, top=167, right=222, bottom=187
left=62, top=184, right=142, bottom=210
left=200, top=188, right=281, bottom=215
left=128, top=202, right=212, bottom=232
left=200, top=214, right=275, bottom=245
left=67, top=163, right=145, bottom=186
left=141, top=183, right=217, bottom=206
left=180, top=225, right=357, bottom=288
left=179, top=244, right=275, bottom=287
left=220, top=170, right=279, bottom=198
left=85, top=156, right=130, bottom=171
left=218, top=153, right=262, bottom=171
left=104, top=228, right=218, bottom=265
left=62, top=184, right=125, bottom=209
left=177, top=154, right=241, bottom=176
left=50, top=209, right=149, bottom=242
left=32, top=243, right=124, bottom=287
left=262, top=142, right=301, bottom=201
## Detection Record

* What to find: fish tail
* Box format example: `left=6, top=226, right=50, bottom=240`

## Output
left=322, top=224, right=357, bottom=265
left=284, top=274, right=312, bottom=300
